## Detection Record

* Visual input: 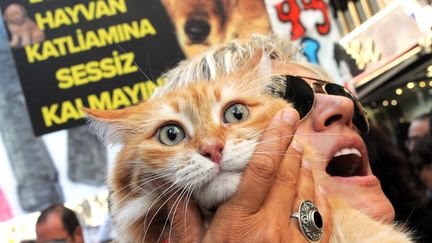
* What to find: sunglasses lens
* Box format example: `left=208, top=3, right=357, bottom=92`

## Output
left=324, top=84, right=369, bottom=133
left=284, top=76, right=314, bottom=119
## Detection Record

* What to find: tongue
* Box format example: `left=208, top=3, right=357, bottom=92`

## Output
left=326, top=154, right=362, bottom=177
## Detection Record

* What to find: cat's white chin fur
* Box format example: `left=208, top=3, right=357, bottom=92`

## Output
left=194, top=172, right=242, bottom=209
left=111, top=191, right=159, bottom=242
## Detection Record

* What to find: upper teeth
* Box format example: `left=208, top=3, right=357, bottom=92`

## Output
left=334, top=148, right=361, bottom=157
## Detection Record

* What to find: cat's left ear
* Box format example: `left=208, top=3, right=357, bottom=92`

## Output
left=83, top=107, right=133, bottom=145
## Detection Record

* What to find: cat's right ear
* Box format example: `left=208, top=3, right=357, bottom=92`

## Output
left=237, top=48, right=272, bottom=78
left=83, top=107, right=132, bottom=145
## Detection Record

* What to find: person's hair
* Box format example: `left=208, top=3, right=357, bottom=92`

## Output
left=427, top=108, right=432, bottom=136
left=154, top=34, right=333, bottom=97
left=362, top=125, right=426, bottom=204
left=36, top=204, right=81, bottom=237
left=361, top=125, right=432, bottom=241
left=412, top=112, right=430, bottom=122
left=394, top=122, right=410, bottom=157
left=411, top=135, right=432, bottom=167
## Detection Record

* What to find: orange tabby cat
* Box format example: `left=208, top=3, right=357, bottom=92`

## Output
left=86, top=40, right=413, bottom=242
left=86, top=53, right=291, bottom=242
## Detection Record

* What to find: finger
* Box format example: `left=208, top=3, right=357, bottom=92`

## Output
left=165, top=191, right=203, bottom=243
left=263, top=141, right=303, bottom=221
left=228, top=107, right=299, bottom=213
left=295, top=159, right=316, bottom=202
left=290, top=172, right=330, bottom=243
left=315, top=186, right=332, bottom=243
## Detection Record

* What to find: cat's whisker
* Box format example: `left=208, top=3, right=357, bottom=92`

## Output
left=250, top=132, right=346, bottom=149
left=153, top=179, right=195, bottom=242
left=259, top=130, right=345, bottom=138
left=256, top=134, right=296, bottom=144
left=110, top=178, right=171, bottom=215
left=182, top=184, right=195, bottom=238
left=111, top=174, right=171, bottom=208
left=251, top=151, right=324, bottom=161
left=257, top=125, right=344, bottom=136
left=116, top=43, right=152, bottom=82
left=293, top=132, right=345, bottom=137
left=142, top=177, right=186, bottom=225
left=115, top=173, right=162, bottom=193
left=165, top=183, right=194, bottom=243
left=142, top=185, right=183, bottom=243
left=158, top=188, right=185, bottom=243
left=252, top=151, right=298, bottom=156
left=143, top=181, right=178, bottom=216
left=251, top=151, right=333, bottom=165
left=312, top=172, right=330, bottom=181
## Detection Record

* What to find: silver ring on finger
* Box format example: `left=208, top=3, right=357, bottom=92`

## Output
left=290, top=200, right=323, bottom=242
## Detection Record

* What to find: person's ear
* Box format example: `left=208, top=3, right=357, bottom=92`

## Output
left=72, top=226, right=84, bottom=243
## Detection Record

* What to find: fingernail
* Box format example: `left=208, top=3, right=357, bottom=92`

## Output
left=282, top=108, right=298, bottom=126
left=302, top=158, right=312, bottom=170
left=291, top=139, right=303, bottom=154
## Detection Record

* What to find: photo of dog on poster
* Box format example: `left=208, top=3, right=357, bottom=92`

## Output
left=161, top=0, right=271, bottom=58
left=3, top=3, right=44, bottom=48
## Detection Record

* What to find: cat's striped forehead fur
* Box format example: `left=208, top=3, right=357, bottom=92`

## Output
left=154, top=34, right=332, bottom=98
left=155, top=35, right=298, bottom=97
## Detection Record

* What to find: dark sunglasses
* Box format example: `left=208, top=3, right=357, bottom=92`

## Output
left=281, top=75, right=369, bottom=133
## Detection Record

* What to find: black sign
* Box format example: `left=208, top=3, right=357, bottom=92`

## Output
left=0, top=0, right=184, bottom=135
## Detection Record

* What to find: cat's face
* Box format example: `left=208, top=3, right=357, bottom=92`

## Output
left=87, top=71, right=289, bottom=209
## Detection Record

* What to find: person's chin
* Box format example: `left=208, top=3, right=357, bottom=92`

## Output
left=348, top=188, right=395, bottom=223
left=324, top=180, right=395, bottom=223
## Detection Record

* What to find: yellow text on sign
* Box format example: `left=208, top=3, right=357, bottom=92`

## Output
left=41, top=78, right=165, bottom=127
left=56, top=51, right=138, bottom=89
left=25, top=18, right=156, bottom=63
left=35, top=0, right=127, bottom=30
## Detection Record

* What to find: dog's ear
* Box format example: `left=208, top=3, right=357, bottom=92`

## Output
left=161, top=0, right=174, bottom=18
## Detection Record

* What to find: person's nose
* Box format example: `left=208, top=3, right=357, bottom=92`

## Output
left=311, top=93, right=354, bottom=132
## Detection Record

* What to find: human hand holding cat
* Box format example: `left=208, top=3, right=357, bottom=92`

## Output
left=166, top=107, right=332, bottom=242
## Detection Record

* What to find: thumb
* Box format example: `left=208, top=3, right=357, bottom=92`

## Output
left=165, top=192, right=203, bottom=242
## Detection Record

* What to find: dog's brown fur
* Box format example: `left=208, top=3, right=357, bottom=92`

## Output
left=3, top=4, right=44, bottom=48
left=161, top=0, right=271, bottom=58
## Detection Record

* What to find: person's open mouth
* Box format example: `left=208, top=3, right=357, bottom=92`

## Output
left=326, top=148, right=367, bottom=177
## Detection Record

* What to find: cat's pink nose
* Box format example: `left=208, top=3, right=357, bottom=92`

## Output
left=201, top=142, right=224, bottom=164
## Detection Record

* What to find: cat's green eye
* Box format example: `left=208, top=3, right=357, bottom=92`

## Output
left=158, top=125, right=185, bottom=146
left=223, top=103, right=249, bottom=123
